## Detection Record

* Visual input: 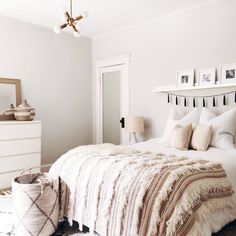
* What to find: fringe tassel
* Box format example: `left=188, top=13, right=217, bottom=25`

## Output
left=203, top=98, right=206, bottom=107
left=193, top=98, right=196, bottom=107
left=167, top=94, right=170, bottom=103
left=184, top=97, right=187, bottom=107
left=213, top=97, right=216, bottom=107
left=223, top=95, right=226, bottom=106
left=176, top=96, right=178, bottom=105
left=235, top=92, right=236, bottom=103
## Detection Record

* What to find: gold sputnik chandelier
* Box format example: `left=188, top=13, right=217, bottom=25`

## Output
left=53, top=0, right=88, bottom=38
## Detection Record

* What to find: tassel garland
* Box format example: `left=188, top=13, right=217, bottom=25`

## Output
left=164, top=91, right=235, bottom=107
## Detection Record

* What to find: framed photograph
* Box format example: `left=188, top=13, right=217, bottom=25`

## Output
left=177, top=69, right=194, bottom=88
left=199, top=68, right=216, bottom=86
left=221, top=63, right=236, bottom=84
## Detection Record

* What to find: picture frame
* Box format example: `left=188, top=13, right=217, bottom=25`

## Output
left=221, top=63, right=236, bottom=84
left=176, top=69, right=194, bottom=88
left=198, top=68, right=216, bottom=86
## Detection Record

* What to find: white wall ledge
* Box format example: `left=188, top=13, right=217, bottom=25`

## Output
left=153, top=83, right=236, bottom=93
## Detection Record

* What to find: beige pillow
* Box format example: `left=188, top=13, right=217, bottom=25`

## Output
left=169, top=123, right=193, bottom=150
left=191, top=124, right=212, bottom=151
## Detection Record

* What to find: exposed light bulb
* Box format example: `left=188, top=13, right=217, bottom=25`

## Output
left=61, top=13, right=68, bottom=22
left=53, top=26, right=61, bottom=34
left=81, top=11, right=89, bottom=18
left=75, top=22, right=81, bottom=30
left=74, top=31, right=81, bottom=38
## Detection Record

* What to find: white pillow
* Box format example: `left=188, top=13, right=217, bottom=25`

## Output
left=199, top=108, right=216, bottom=122
left=199, top=108, right=236, bottom=150
left=160, top=108, right=200, bottom=144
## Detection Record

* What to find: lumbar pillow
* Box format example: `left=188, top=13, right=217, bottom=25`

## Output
left=199, top=108, right=236, bottom=150
left=160, top=108, right=200, bottom=144
left=169, top=123, right=193, bottom=150
left=190, top=124, right=212, bottom=151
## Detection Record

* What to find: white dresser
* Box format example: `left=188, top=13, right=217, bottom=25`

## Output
left=0, top=121, right=41, bottom=190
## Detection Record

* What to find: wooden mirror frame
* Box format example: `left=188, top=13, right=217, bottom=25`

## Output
left=0, top=78, right=22, bottom=121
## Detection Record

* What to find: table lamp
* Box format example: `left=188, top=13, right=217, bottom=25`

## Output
left=126, top=116, right=144, bottom=144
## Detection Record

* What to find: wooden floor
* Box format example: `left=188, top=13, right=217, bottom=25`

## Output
left=53, top=220, right=236, bottom=236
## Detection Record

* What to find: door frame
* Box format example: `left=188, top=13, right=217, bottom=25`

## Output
left=93, top=54, right=130, bottom=144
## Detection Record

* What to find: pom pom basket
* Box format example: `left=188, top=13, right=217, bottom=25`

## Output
left=12, top=173, right=60, bottom=236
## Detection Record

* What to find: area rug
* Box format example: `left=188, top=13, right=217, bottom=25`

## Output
left=0, top=191, right=236, bottom=236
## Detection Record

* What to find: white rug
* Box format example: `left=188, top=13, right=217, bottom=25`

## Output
left=0, top=191, right=14, bottom=235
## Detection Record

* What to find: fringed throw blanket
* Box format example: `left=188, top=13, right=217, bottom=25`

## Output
left=49, top=144, right=235, bottom=236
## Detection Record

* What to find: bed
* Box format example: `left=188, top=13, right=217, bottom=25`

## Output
left=49, top=140, right=236, bottom=236
left=49, top=107, right=236, bottom=236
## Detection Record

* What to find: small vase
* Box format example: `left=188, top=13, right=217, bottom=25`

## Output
left=15, top=100, right=33, bottom=121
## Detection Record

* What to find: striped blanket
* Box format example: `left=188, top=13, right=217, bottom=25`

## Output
left=49, top=144, right=235, bottom=236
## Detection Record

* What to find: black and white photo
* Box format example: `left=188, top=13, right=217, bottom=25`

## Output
left=226, top=69, right=235, bottom=79
left=177, top=69, right=194, bottom=88
left=221, top=64, right=236, bottom=84
left=199, top=68, right=216, bottom=86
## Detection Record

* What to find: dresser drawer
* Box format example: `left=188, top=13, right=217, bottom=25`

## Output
left=0, top=168, right=40, bottom=190
left=0, top=153, right=41, bottom=173
left=0, top=122, right=41, bottom=141
left=0, top=139, right=41, bottom=157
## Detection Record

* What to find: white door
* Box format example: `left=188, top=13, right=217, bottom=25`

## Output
left=95, top=56, right=130, bottom=145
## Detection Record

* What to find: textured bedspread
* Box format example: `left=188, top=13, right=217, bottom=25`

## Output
left=49, top=144, right=235, bottom=236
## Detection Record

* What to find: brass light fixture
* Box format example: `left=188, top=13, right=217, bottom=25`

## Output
left=53, top=0, right=88, bottom=38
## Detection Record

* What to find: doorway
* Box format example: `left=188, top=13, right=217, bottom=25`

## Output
left=94, top=55, right=130, bottom=145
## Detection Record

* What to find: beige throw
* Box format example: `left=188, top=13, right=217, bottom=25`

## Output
left=49, top=144, right=234, bottom=236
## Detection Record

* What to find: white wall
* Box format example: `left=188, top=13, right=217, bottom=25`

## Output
left=93, top=0, right=236, bottom=141
left=0, top=16, right=92, bottom=164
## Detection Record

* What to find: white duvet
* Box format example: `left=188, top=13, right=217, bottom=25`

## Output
left=133, top=138, right=236, bottom=235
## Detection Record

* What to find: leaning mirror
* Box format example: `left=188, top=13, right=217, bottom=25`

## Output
left=0, top=78, right=21, bottom=120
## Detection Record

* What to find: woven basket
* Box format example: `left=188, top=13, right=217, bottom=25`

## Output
left=12, top=173, right=60, bottom=236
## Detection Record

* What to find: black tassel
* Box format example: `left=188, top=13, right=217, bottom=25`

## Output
left=235, top=92, right=236, bottom=103
left=176, top=96, right=178, bottom=105
left=193, top=98, right=196, bottom=107
left=213, top=97, right=216, bottom=107
left=223, top=95, right=226, bottom=106
left=167, top=94, right=170, bottom=103
left=203, top=98, right=206, bottom=107
left=184, top=97, right=187, bottom=107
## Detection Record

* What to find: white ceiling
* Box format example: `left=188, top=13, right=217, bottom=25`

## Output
left=0, top=0, right=214, bottom=38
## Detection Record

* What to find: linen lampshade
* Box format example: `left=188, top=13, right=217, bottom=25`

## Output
left=126, top=116, right=144, bottom=133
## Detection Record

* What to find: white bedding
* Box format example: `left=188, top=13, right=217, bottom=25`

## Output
left=133, top=138, right=236, bottom=234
